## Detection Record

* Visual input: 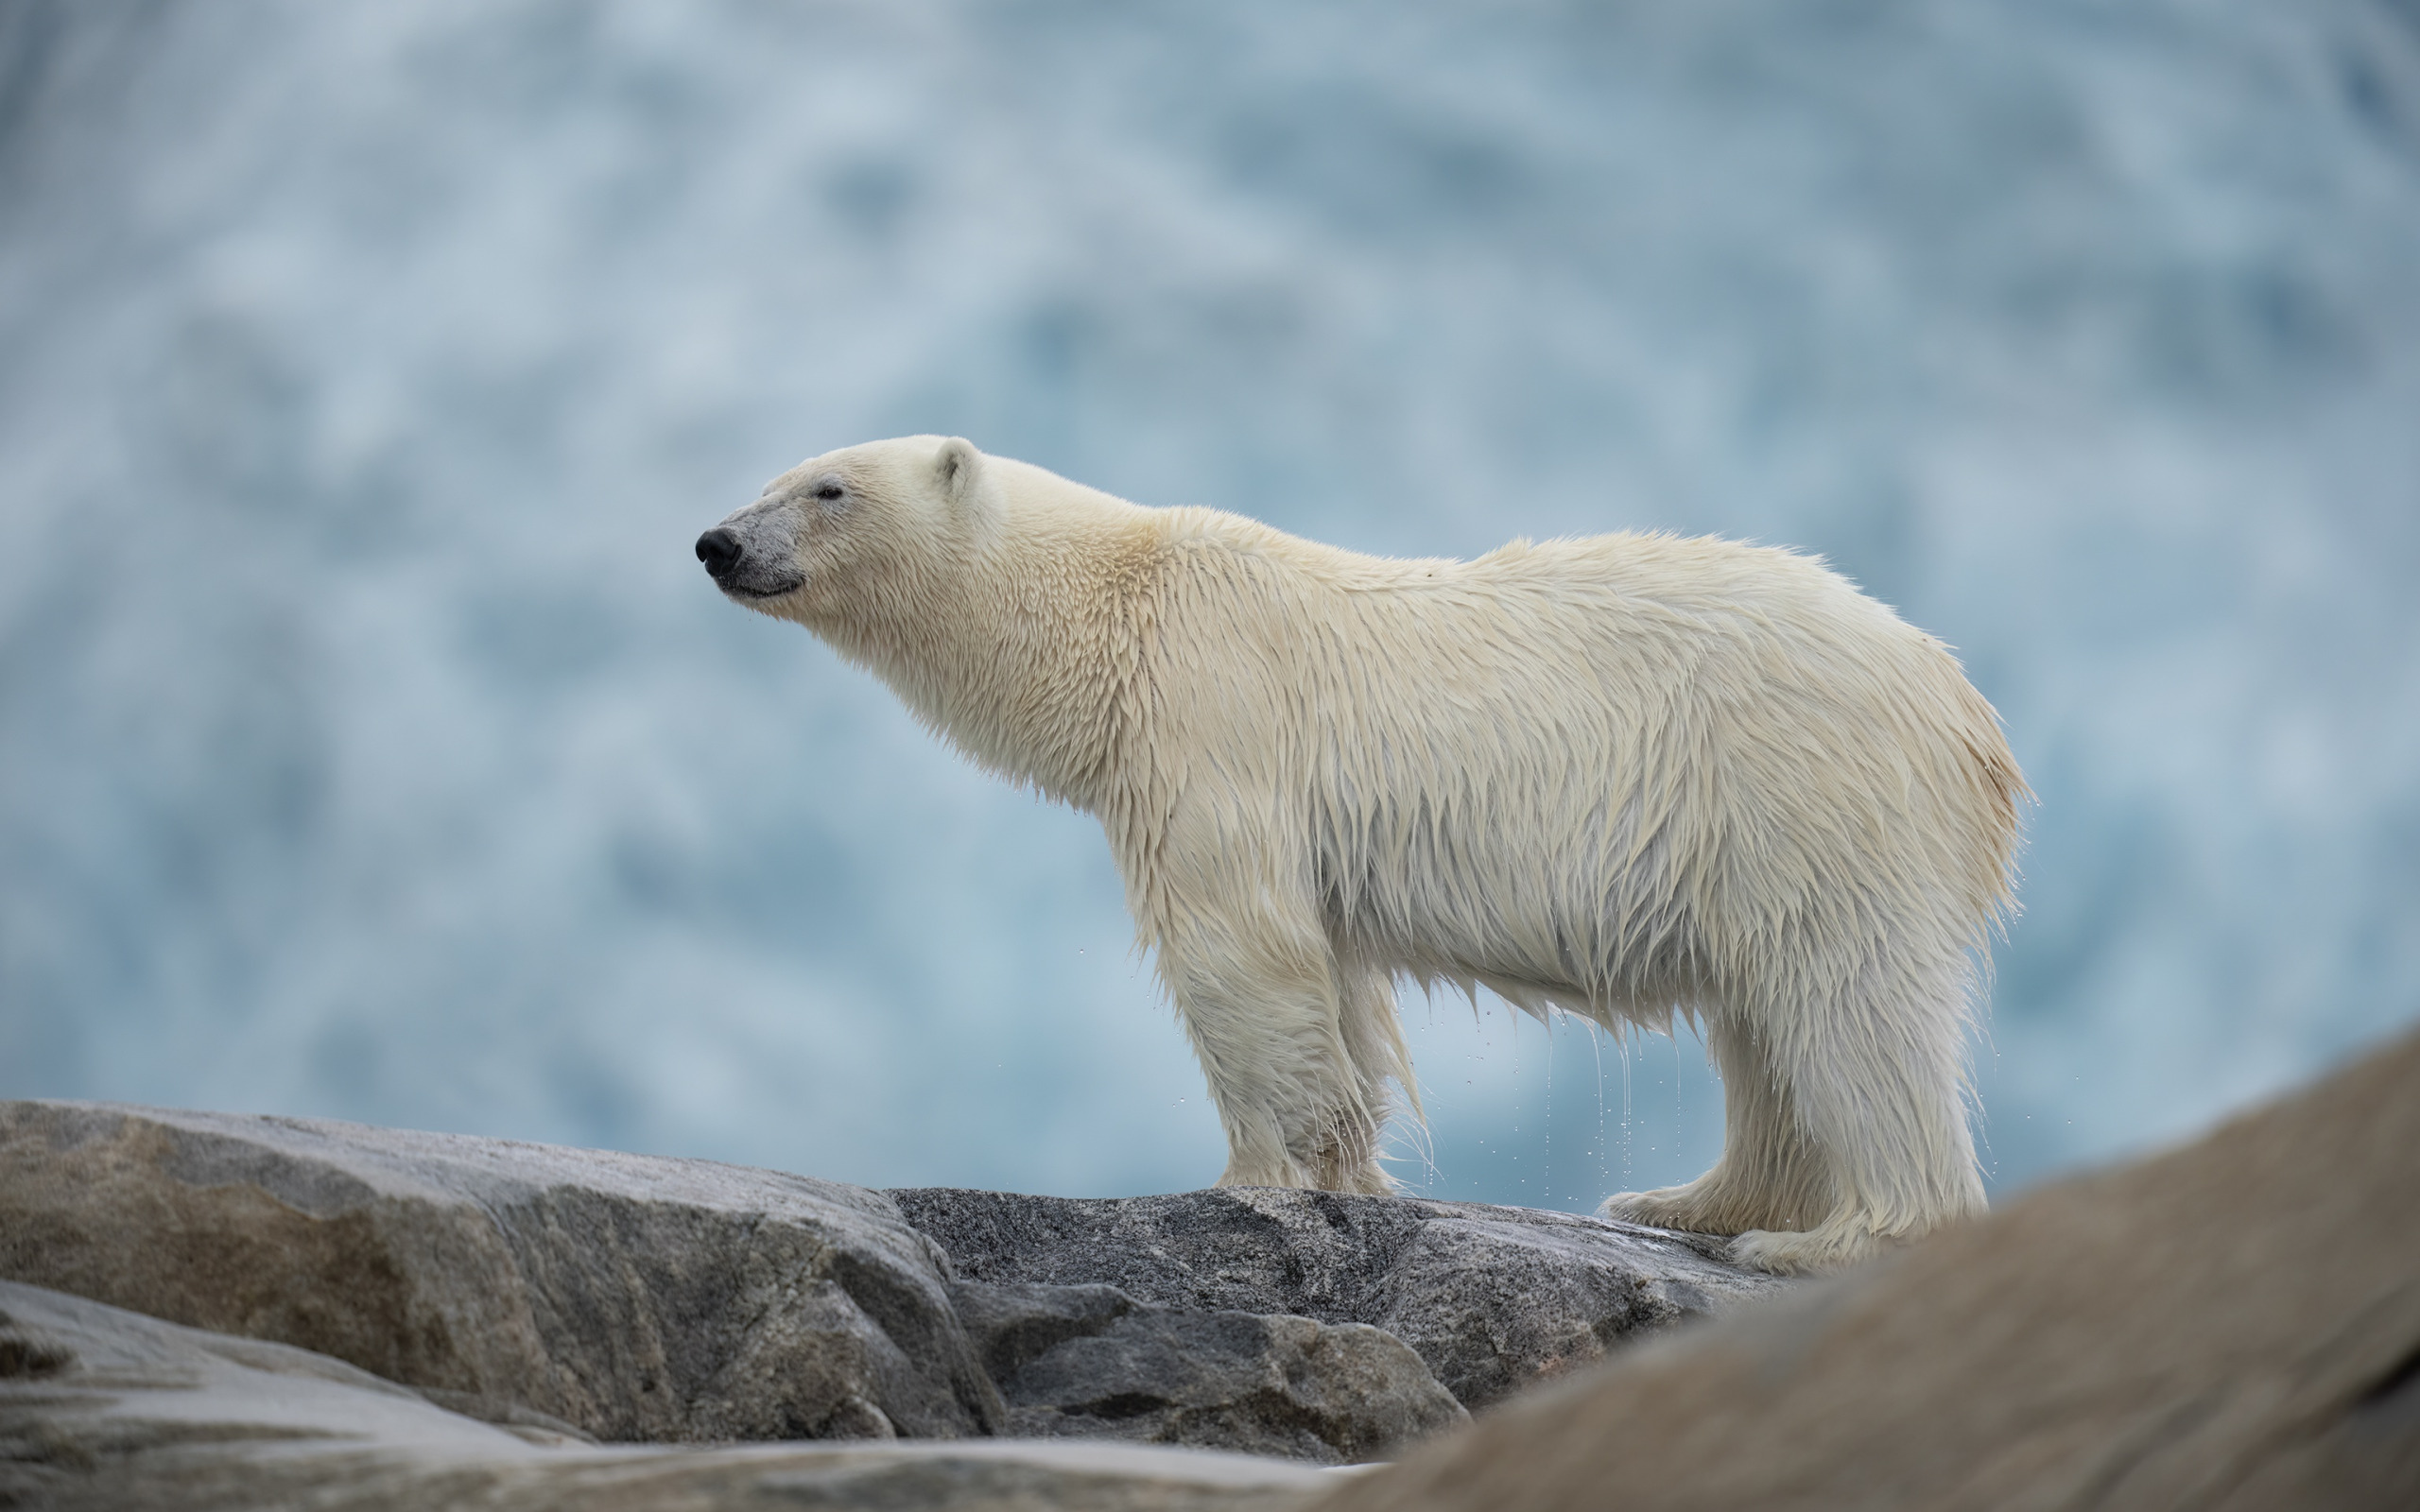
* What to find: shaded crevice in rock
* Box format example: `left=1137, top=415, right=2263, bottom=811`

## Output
left=990, top=1303, right=1468, bottom=1465
left=951, top=1280, right=1140, bottom=1383
left=946, top=1277, right=1467, bottom=1463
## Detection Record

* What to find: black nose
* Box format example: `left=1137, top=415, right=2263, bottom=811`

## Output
left=696, top=528, right=743, bottom=580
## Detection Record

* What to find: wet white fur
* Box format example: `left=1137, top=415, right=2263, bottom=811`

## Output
left=712, top=438, right=2026, bottom=1273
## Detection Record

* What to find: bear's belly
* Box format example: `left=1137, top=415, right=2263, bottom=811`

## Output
left=1322, top=851, right=1713, bottom=1022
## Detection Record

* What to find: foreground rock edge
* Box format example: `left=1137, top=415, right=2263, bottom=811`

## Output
left=0, top=1279, right=1325, bottom=1512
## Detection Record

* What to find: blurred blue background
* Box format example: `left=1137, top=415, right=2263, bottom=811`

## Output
left=2, top=0, right=2415, bottom=1209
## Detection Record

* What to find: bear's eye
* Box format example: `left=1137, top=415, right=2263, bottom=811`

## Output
left=814, top=483, right=844, bottom=502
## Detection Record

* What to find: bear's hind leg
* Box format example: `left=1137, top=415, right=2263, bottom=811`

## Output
left=1729, top=950, right=1986, bottom=1275
left=1598, top=1014, right=1830, bottom=1237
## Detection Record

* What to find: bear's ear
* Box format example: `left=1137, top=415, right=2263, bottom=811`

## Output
left=935, top=438, right=984, bottom=507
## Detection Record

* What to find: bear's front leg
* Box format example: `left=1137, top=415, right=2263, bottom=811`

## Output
left=1141, top=877, right=1389, bottom=1194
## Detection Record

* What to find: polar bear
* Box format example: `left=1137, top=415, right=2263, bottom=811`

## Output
left=698, top=438, right=2025, bottom=1273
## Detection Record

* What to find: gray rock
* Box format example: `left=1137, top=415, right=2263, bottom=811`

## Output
left=0, top=1100, right=1782, bottom=1466
left=955, top=1280, right=1468, bottom=1463
left=0, top=1279, right=1323, bottom=1512
left=891, top=1187, right=1783, bottom=1410
left=0, top=1101, right=1002, bottom=1444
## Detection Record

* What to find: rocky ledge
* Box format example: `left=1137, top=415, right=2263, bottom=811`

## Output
left=0, top=1100, right=1780, bottom=1494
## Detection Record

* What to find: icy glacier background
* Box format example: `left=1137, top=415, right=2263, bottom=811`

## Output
left=2, top=0, right=2416, bottom=1207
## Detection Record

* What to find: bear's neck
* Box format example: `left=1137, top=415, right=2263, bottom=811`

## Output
left=816, top=509, right=1155, bottom=815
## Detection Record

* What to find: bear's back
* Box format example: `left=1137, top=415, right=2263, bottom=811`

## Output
left=1132, top=515, right=2018, bottom=996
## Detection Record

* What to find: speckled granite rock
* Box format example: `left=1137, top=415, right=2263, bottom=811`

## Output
left=0, top=1280, right=1322, bottom=1512
left=0, top=1101, right=1002, bottom=1444
left=892, top=1187, right=1784, bottom=1411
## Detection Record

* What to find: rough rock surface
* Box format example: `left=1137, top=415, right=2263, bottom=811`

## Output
left=0, top=1101, right=1780, bottom=1464
left=1313, top=1024, right=2420, bottom=1512
left=893, top=1186, right=1782, bottom=1411
left=0, top=1279, right=1323, bottom=1512
left=0, top=1102, right=1002, bottom=1444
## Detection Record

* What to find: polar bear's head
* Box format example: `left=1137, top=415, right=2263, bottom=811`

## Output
left=695, top=435, right=994, bottom=624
